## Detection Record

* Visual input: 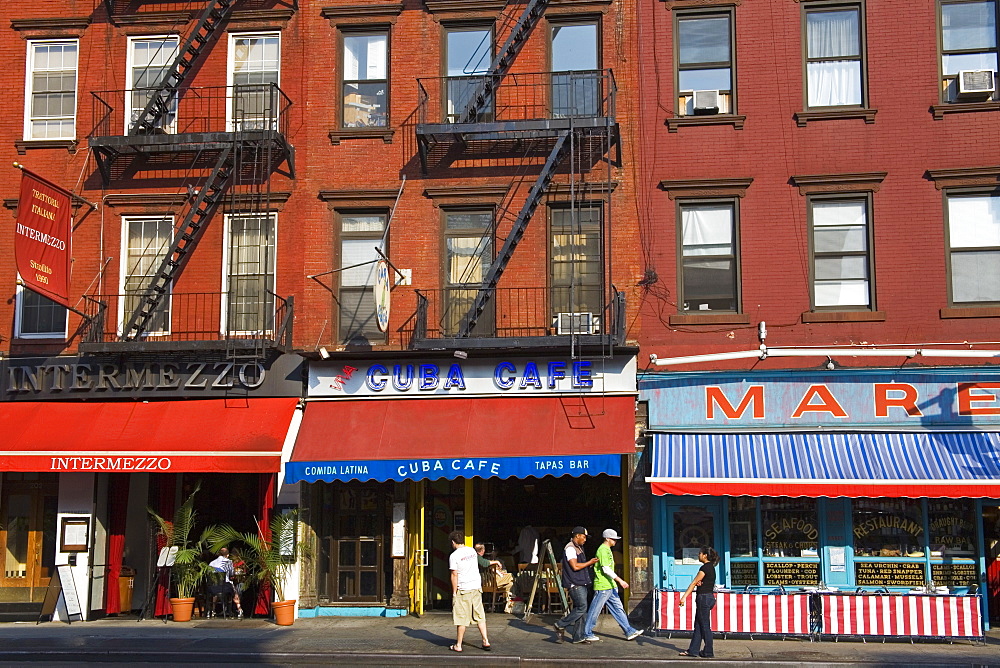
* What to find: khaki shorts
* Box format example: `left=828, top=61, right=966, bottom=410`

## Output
left=452, top=588, right=485, bottom=626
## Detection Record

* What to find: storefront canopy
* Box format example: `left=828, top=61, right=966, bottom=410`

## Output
left=646, top=431, right=1000, bottom=498
left=0, top=398, right=298, bottom=473
left=286, top=395, right=636, bottom=483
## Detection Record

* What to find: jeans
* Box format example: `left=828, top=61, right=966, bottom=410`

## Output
left=583, top=587, right=640, bottom=638
left=687, top=593, right=716, bottom=657
left=555, top=585, right=590, bottom=642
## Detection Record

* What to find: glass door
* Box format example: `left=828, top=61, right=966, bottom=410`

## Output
left=0, top=474, right=58, bottom=602
left=664, top=501, right=722, bottom=591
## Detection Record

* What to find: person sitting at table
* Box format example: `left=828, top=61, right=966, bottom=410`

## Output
left=208, top=547, right=244, bottom=619
left=475, top=543, right=513, bottom=611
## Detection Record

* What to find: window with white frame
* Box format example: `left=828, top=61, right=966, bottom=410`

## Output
left=940, top=0, right=998, bottom=102
left=803, top=4, right=864, bottom=108
left=122, top=216, right=174, bottom=335
left=339, top=213, right=386, bottom=344
left=676, top=10, right=734, bottom=115
left=342, top=32, right=388, bottom=128
left=225, top=213, right=276, bottom=334
left=15, top=283, right=67, bottom=338
left=809, top=196, right=873, bottom=309
left=230, top=33, right=280, bottom=130
left=25, top=40, right=78, bottom=140
left=679, top=201, right=739, bottom=312
left=127, top=36, right=180, bottom=133
left=946, top=192, right=1000, bottom=304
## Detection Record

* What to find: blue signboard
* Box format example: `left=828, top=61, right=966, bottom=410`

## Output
left=285, top=453, right=622, bottom=484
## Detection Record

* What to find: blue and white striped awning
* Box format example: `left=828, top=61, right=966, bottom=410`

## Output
left=646, top=431, right=1000, bottom=498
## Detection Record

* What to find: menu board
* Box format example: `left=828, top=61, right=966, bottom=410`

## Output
left=855, top=561, right=926, bottom=587
left=763, top=562, right=819, bottom=586
left=730, top=561, right=759, bottom=586
left=931, top=563, right=977, bottom=587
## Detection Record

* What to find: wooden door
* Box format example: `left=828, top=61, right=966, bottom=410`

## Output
left=1, top=474, right=58, bottom=602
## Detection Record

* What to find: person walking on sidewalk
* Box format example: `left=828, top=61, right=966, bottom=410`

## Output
left=678, top=546, right=720, bottom=658
left=448, top=530, right=491, bottom=653
left=582, top=529, right=643, bottom=642
left=553, top=526, right=598, bottom=645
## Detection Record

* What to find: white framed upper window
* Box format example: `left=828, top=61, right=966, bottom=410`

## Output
left=222, top=212, right=277, bottom=335
left=126, top=35, right=180, bottom=134
left=228, top=33, right=280, bottom=131
left=946, top=191, right=1000, bottom=305
left=120, top=216, right=175, bottom=336
left=24, top=39, right=78, bottom=140
left=15, top=282, right=67, bottom=339
left=341, top=31, right=389, bottom=128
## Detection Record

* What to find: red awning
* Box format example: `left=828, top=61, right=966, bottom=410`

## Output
left=0, top=398, right=298, bottom=473
left=293, top=395, right=636, bottom=461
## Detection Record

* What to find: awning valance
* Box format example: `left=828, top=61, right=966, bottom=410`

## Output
left=287, top=395, right=635, bottom=483
left=646, top=431, right=1000, bottom=498
left=0, top=398, right=298, bottom=473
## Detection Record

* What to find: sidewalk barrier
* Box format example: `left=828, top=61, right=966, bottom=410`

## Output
left=654, top=589, right=811, bottom=637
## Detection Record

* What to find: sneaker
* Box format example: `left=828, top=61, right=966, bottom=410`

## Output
left=584, top=635, right=601, bottom=642
left=626, top=629, right=643, bottom=641
left=571, top=638, right=592, bottom=644
left=236, top=609, right=244, bottom=620
left=553, top=623, right=565, bottom=643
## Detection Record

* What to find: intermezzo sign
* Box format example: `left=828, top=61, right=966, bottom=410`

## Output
left=15, top=168, right=73, bottom=305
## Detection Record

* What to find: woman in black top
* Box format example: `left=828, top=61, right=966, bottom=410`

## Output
left=678, top=547, right=720, bottom=658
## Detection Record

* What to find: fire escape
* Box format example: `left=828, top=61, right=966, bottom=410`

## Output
left=413, top=0, right=624, bottom=351
left=83, top=0, right=295, bottom=354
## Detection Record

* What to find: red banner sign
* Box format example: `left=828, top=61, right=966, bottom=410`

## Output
left=15, top=168, right=73, bottom=306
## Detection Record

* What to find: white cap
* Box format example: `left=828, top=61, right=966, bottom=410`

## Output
left=602, top=529, right=622, bottom=540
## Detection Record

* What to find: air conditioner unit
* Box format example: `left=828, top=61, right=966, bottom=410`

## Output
left=957, top=69, right=996, bottom=97
left=554, top=312, right=600, bottom=335
left=692, top=89, right=720, bottom=115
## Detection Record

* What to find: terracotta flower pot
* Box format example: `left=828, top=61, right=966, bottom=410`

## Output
left=272, top=599, right=296, bottom=626
left=170, top=597, right=196, bottom=622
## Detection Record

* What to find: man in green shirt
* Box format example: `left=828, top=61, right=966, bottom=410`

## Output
left=582, top=529, right=643, bottom=642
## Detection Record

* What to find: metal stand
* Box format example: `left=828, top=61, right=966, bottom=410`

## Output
left=523, top=539, right=568, bottom=622
left=137, top=566, right=170, bottom=623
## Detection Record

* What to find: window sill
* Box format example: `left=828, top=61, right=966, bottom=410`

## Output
left=801, top=310, right=885, bottom=323
left=669, top=313, right=750, bottom=326
left=16, top=139, right=78, bottom=154
left=329, top=128, right=395, bottom=145
left=940, top=306, right=1000, bottom=319
left=794, top=108, right=877, bottom=127
left=666, top=114, right=746, bottom=133
left=931, top=101, right=1000, bottom=120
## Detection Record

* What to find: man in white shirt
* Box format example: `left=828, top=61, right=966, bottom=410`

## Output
left=448, top=530, right=491, bottom=652
left=208, top=547, right=243, bottom=618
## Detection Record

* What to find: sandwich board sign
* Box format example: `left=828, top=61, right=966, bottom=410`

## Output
left=38, top=564, right=83, bottom=624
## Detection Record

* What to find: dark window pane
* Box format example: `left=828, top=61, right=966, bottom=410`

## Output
left=339, top=541, right=356, bottom=567
left=679, top=16, right=730, bottom=65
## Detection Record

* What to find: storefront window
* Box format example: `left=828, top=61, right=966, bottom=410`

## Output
left=928, top=499, right=978, bottom=588
left=673, top=506, right=715, bottom=561
left=761, top=498, right=819, bottom=558
left=852, top=498, right=923, bottom=558
left=729, top=497, right=757, bottom=557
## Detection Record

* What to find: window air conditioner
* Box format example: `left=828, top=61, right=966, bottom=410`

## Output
left=957, top=70, right=995, bottom=97
left=554, top=312, right=600, bottom=335
left=692, top=90, right=721, bottom=115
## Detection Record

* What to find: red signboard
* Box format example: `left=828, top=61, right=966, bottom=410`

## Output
left=14, top=168, right=73, bottom=305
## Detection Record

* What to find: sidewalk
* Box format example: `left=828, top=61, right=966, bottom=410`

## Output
left=0, top=611, right=997, bottom=666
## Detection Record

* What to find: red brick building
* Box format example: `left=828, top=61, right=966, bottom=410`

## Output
left=634, top=0, right=1000, bottom=634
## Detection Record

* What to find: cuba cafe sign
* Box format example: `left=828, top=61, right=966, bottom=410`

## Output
left=309, top=356, right=637, bottom=398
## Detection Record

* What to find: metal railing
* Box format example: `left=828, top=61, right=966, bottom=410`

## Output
left=416, top=69, right=616, bottom=125
left=89, top=83, right=293, bottom=140
left=80, top=291, right=293, bottom=347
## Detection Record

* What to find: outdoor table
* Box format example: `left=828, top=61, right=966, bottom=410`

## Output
left=818, top=591, right=983, bottom=640
left=654, top=589, right=812, bottom=637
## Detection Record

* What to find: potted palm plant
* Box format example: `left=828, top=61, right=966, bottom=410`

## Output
left=213, top=510, right=305, bottom=625
left=148, top=483, right=214, bottom=622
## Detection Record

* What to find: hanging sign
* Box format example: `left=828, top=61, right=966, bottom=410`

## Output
left=374, top=259, right=390, bottom=333
left=14, top=167, right=73, bottom=306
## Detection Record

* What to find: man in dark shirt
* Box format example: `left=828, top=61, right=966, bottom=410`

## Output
left=553, top=526, right=598, bottom=645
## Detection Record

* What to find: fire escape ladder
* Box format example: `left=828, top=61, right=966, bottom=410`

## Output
left=120, top=146, right=236, bottom=341
left=458, top=0, right=551, bottom=124
left=129, top=0, right=234, bottom=135
left=457, top=130, right=570, bottom=337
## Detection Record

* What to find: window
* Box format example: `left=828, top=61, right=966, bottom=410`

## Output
left=946, top=191, right=1000, bottom=304
left=229, top=33, right=280, bottom=130
left=940, top=0, right=998, bottom=102
left=342, top=32, right=388, bottom=128
left=445, top=26, right=492, bottom=123
left=676, top=10, right=734, bottom=115
left=550, top=207, right=603, bottom=318
left=803, top=4, right=864, bottom=107
left=809, top=196, right=873, bottom=309
left=551, top=21, right=601, bottom=117
left=852, top=499, right=923, bottom=558
left=15, top=284, right=66, bottom=339
left=224, top=213, right=276, bottom=334
left=121, top=216, right=174, bottom=335
left=127, top=36, right=179, bottom=133
left=761, top=498, right=819, bottom=560
left=24, top=40, right=78, bottom=140
left=678, top=201, right=739, bottom=312
left=443, top=210, right=494, bottom=336
left=339, top=213, right=386, bottom=344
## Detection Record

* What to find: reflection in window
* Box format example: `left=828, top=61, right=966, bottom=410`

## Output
left=927, top=499, right=976, bottom=556
left=446, top=28, right=492, bottom=123
left=940, top=0, right=998, bottom=102
left=16, top=286, right=66, bottom=338
left=729, top=497, right=757, bottom=557
left=677, top=12, right=733, bottom=115
left=672, top=506, right=715, bottom=561
left=761, top=498, right=819, bottom=558
left=343, top=33, right=388, bottom=128
left=947, top=193, right=1000, bottom=304
left=852, top=498, right=923, bottom=558
left=129, top=37, right=179, bottom=133
left=231, top=34, right=280, bottom=130
left=805, top=6, right=862, bottom=107
left=551, top=22, right=601, bottom=117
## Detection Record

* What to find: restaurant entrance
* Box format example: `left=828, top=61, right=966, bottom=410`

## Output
left=986, top=504, right=1000, bottom=624
left=0, top=473, right=58, bottom=604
